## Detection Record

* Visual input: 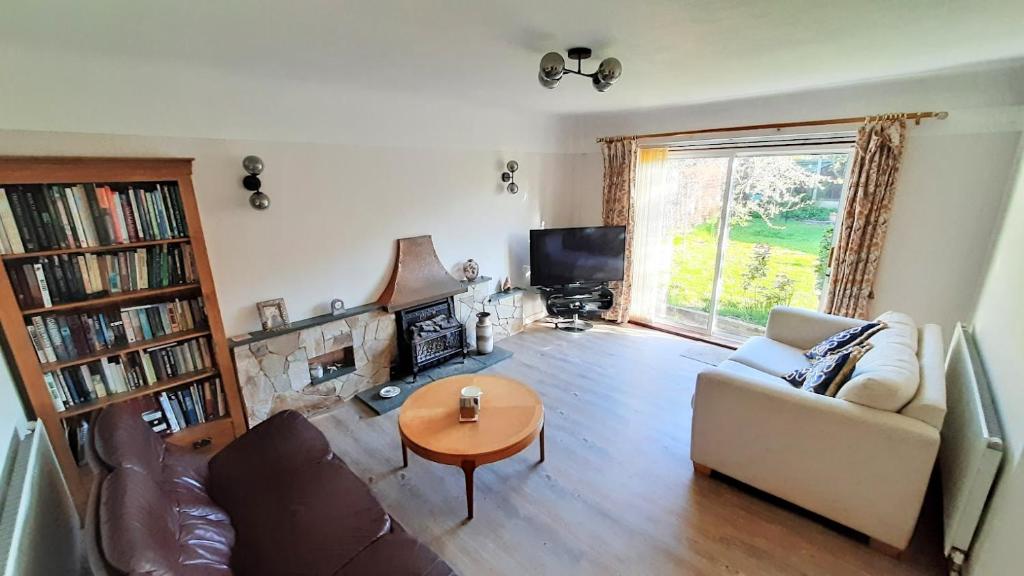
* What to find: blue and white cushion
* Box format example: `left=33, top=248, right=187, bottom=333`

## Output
left=805, top=321, right=886, bottom=361
left=799, top=344, right=871, bottom=396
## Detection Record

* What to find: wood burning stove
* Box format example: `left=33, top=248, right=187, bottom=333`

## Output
left=394, top=297, right=466, bottom=380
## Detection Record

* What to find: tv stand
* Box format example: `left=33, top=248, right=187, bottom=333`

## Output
left=537, top=283, right=614, bottom=332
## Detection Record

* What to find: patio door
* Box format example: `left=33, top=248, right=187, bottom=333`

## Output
left=646, top=142, right=853, bottom=343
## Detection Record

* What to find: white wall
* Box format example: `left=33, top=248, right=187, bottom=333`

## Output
left=0, top=131, right=576, bottom=336
left=565, top=61, right=1024, bottom=333
left=966, top=130, right=1024, bottom=576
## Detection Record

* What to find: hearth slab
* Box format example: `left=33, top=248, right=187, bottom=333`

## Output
left=356, top=347, right=513, bottom=415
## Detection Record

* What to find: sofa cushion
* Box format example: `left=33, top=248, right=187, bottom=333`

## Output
left=334, top=533, right=456, bottom=576
left=836, top=311, right=920, bottom=411
left=804, top=321, right=886, bottom=360
left=209, top=410, right=392, bottom=575
left=800, top=344, right=870, bottom=396
left=716, top=359, right=792, bottom=389
left=729, top=336, right=811, bottom=378
left=93, top=401, right=167, bottom=476
left=100, top=468, right=234, bottom=575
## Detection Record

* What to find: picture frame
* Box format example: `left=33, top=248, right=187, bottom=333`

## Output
left=256, top=298, right=290, bottom=331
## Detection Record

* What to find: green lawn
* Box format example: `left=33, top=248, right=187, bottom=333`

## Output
left=667, top=217, right=832, bottom=327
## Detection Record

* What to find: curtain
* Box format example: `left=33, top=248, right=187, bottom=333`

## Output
left=629, top=148, right=673, bottom=324
left=601, top=138, right=638, bottom=323
left=824, top=119, right=906, bottom=318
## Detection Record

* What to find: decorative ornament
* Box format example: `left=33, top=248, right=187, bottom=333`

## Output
left=501, top=276, right=512, bottom=292
left=463, top=259, right=480, bottom=281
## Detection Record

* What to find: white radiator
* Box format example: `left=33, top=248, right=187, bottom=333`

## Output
left=940, top=323, right=1004, bottom=573
left=0, top=423, right=80, bottom=576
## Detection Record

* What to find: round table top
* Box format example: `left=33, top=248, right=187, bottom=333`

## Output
left=399, top=374, right=544, bottom=466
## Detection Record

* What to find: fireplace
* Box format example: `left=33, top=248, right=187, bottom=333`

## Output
left=394, top=297, right=466, bottom=379
left=378, top=235, right=469, bottom=379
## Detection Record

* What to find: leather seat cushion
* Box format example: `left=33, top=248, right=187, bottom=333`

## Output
left=334, top=533, right=456, bottom=576
left=209, top=411, right=391, bottom=575
left=728, top=336, right=811, bottom=378
left=101, top=468, right=234, bottom=575
left=92, top=401, right=167, bottom=476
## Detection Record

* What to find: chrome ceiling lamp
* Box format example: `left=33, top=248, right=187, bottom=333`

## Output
left=538, top=47, right=622, bottom=92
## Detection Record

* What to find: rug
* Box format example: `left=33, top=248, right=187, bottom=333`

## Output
left=356, top=347, right=513, bottom=415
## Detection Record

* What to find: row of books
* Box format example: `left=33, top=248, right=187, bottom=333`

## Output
left=7, top=243, right=196, bottom=310
left=25, top=297, right=207, bottom=365
left=43, top=337, right=213, bottom=412
left=0, top=183, right=189, bottom=254
left=143, top=378, right=228, bottom=434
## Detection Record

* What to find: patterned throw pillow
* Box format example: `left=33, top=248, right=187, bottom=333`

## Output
left=805, top=321, right=886, bottom=361
left=799, top=344, right=871, bottom=396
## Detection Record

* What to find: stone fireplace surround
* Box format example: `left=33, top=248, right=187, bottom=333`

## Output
left=232, top=235, right=529, bottom=426
left=232, top=286, right=526, bottom=426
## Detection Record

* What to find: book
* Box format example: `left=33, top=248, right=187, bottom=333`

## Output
left=0, top=188, right=25, bottom=253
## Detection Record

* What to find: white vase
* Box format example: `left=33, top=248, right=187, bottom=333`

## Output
left=475, top=312, right=493, bottom=355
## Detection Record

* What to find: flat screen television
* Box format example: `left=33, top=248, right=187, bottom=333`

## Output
left=530, top=226, right=626, bottom=286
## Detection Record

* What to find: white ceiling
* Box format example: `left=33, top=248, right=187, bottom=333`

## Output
left=4, top=0, right=1024, bottom=115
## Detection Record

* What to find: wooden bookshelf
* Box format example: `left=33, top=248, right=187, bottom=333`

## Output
left=0, top=237, right=190, bottom=260
left=40, top=328, right=212, bottom=372
left=58, top=368, right=219, bottom=419
left=20, top=283, right=200, bottom=316
left=0, top=157, right=247, bottom=515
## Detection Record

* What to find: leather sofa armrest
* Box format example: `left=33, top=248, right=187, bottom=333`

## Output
left=691, top=367, right=939, bottom=549
left=765, top=306, right=866, bottom=350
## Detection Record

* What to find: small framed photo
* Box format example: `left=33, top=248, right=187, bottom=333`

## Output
left=257, top=298, right=290, bottom=331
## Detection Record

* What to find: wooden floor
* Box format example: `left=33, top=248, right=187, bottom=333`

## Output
left=312, top=322, right=946, bottom=576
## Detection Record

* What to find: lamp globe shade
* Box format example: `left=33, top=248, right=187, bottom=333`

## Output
left=539, top=52, right=565, bottom=81
left=596, top=57, right=622, bottom=84
left=538, top=71, right=560, bottom=89
left=592, top=76, right=613, bottom=92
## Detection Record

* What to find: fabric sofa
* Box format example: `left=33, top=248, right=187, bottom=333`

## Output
left=85, top=404, right=455, bottom=576
left=690, top=307, right=946, bottom=553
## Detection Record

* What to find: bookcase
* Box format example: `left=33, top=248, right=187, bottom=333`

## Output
left=0, top=157, right=245, bottom=509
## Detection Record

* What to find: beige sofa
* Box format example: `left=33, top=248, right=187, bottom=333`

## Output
left=690, top=307, right=946, bottom=554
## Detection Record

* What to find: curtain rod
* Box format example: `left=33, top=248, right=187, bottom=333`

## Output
left=595, top=111, right=949, bottom=143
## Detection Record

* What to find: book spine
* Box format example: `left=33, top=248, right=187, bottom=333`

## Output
left=0, top=188, right=25, bottom=253
left=83, top=184, right=110, bottom=245
left=43, top=373, right=66, bottom=412
left=158, top=392, right=181, bottom=433
left=29, top=188, right=59, bottom=249
left=49, top=186, right=75, bottom=248
left=8, top=189, right=39, bottom=252
left=33, top=263, right=52, bottom=308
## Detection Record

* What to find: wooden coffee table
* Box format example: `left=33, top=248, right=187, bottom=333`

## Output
left=398, top=374, right=545, bottom=519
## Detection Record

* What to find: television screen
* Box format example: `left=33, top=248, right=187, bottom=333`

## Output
left=530, top=226, right=626, bottom=286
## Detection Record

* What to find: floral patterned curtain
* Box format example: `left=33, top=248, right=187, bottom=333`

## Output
left=824, top=119, right=906, bottom=318
left=601, top=137, right=638, bottom=323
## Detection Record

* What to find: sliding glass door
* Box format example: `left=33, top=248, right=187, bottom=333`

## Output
left=650, top=147, right=852, bottom=342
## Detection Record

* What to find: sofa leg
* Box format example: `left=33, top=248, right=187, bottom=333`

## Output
left=692, top=462, right=713, bottom=477
left=869, top=538, right=903, bottom=559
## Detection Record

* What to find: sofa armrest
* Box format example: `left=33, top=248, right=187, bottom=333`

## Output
left=765, top=306, right=866, bottom=350
left=691, top=368, right=939, bottom=549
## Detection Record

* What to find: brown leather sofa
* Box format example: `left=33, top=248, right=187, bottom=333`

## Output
left=85, top=404, right=455, bottom=575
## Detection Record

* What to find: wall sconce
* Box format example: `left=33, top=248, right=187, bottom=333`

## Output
left=501, top=160, right=519, bottom=194
left=242, top=155, right=270, bottom=210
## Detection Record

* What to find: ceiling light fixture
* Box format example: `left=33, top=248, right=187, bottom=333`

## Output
left=538, top=47, right=622, bottom=92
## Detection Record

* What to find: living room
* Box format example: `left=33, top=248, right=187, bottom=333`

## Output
left=0, top=2, right=1022, bottom=575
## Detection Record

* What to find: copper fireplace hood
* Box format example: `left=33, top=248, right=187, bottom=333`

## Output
left=377, top=235, right=467, bottom=312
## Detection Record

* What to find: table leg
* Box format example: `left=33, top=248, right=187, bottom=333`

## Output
left=539, top=424, right=546, bottom=463
left=461, top=460, right=476, bottom=519
left=401, top=439, right=408, bottom=468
